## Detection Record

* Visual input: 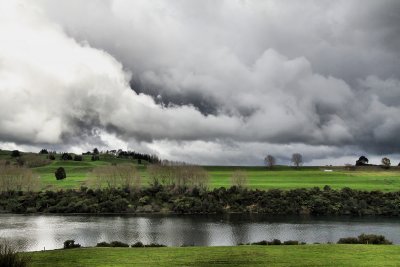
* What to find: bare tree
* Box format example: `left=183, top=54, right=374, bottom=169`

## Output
left=381, top=157, right=391, bottom=169
left=291, top=153, right=303, bottom=168
left=147, top=164, right=209, bottom=189
left=230, top=170, right=248, bottom=187
left=147, top=164, right=176, bottom=186
left=0, top=165, right=39, bottom=192
left=91, top=164, right=141, bottom=190
left=264, top=155, right=276, bottom=169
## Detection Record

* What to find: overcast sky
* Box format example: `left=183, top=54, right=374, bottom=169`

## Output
left=1, top=0, right=400, bottom=165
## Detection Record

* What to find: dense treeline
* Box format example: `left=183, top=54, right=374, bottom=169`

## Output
left=117, top=150, right=160, bottom=164
left=0, top=186, right=399, bottom=216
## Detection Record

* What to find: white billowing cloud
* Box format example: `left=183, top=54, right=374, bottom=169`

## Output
left=0, top=0, right=241, bottom=147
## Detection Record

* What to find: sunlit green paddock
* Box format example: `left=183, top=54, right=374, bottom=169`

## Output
left=1, top=150, right=400, bottom=191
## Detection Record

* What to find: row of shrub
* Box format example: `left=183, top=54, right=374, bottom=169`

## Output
left=337, top=234, right=392, bottom=244
left=96, top=241, right=166, bottom=248
left=64, top=234, right=392, bottom=251
left=1, top=185, right=400, bottom=216
left=243, top=234, right=392, bottom=246
left=241, top=239, right=305, bottom=246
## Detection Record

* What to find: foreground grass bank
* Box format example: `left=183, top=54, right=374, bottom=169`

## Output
left=28, top=245, right=400, bottom=267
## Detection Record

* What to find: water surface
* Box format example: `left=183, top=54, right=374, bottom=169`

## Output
left=0, top=214, right=399, bottom=251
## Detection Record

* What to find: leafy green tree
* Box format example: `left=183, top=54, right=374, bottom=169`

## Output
left=10, top=150, right=20, bottom=158
left=74, top=155, right=83, bottom=161
left=55, top=167, right=66, bottom=180
left=39, top=149, right=48, bottom=154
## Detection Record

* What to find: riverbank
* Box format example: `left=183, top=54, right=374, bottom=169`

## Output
left=27, top=245, right=400, bottom=266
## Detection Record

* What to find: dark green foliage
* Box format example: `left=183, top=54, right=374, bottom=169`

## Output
left=337, top=237, right=360, bottom=244
left=109, top=241, right=129, bottom=247
left=144, top=243, right=166, bottom=247
left=117, top=150, right=160, bottom=164
left=96, top=242, right=111, bottom=247
left=338, top=234, right=392, bottom=244
left=48, top=154, right=56, bottom=160
left=356, top=156, right=369, bottom=166
left=61, top=153, right=72, bottom=161
left=131, top=242, right=166, bottom=248
left=73, top=155, right=83, bottom=161
left=0, top=242, right=29, bottom=267
left=248, top=239, right=302, bottom=246
left=11, top=150, right=21, bottom=158
left=283, top=240, right=299, bottom=245
left=91, top=155, right=100, bottom=161
left=358, top=234, right=392, bottom=244
left=55, top=167, right=66, bottom=180
left=131, top=242, right=144, bottom=247
left=63, top=240, right=81, bottom=249
left=39, top=149, right=48, bottom=154
left=0, top=187, right=400, bottom=216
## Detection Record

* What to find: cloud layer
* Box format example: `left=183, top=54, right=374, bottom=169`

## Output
left=1, top=0, right=400, bottom=164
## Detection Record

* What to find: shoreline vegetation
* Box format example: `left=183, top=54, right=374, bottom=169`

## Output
left=1, top=186, right=400, bottom=216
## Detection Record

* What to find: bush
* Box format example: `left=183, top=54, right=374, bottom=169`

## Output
left=110, top=241, right=129, bottom=247
left=61, top=153, right=73, bottom=161
left=283, top=240, right=299, bottom=245
left=63, top=240, right=81, bottom=249
left=250, top=240, right=268, bottom=245
left=48, top=154, right=56, bottom=160
left=11, top=150, right=21, bottom=158
left=131, top=242, right=144, bottom=247
left=337, top=237, right=359, bottom=244
left=96, top=242, right=111, bottom=247
left=358, top=234, right=392, bottom=244
left=337, top=234, right=392, bottom=245
left=55, top=167, right=66, bottom=180
left=145, top=243, right=166, bottom=247
left=131, top=242, right=166, bottom=248
left=39, top=149, right=48, bottom=154
left=270, top=239, right=282, bottom=245
left=250, top=239, right=283, bottom=245
left=91, top=155, right=100, bottom=161
left=74, top=155, right=83, bottom=161
left=0, top=242, right=29, bottom=267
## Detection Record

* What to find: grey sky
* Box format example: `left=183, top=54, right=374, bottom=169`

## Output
left=0, top=0, right=400, bottom=165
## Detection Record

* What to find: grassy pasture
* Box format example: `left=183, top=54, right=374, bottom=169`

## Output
left=27, top=245, right=400, bottom=267
left=1, top=149, right=400, bottom=191
left=206, top=166, right=400, bottom=191
left=33, top=163, right=400, bottom=191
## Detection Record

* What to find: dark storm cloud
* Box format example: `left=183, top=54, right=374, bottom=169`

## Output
left=1, top=0, right=400, bottom=164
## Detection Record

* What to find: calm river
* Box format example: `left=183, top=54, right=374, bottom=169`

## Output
left=1, top=214, right=399, bottom=251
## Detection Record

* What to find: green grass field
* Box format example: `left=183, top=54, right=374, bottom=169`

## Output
left=27, top=245, right=400, bottom=267
left=1, top=150, right=400, bottom=191
left=30, top=163, right=400, bottom=191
